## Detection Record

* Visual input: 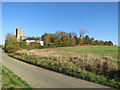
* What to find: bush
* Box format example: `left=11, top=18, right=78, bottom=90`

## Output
left=48, top=43, right=55, bottom=48
left=5, top=42, right=21, bottom=53
left=19, top=42, right=27, bottom=49
left=43, top=44, right=49, bottom=48
left=5, top=46, right=21, bottom=53
left=58, top=42, right=62, bottom=47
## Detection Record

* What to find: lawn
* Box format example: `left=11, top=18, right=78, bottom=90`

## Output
left=2, top=65, right=32, bottom=89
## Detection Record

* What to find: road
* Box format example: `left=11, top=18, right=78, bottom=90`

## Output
left=2, top=49, right=109, bottom=88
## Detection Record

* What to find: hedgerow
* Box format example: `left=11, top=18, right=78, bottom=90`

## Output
left=6, top=53, right=120, bottom=89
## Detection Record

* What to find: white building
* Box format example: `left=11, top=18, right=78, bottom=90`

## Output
left=26, top=40, right=44, bottom=46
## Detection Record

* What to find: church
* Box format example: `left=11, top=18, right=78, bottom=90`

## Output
left=16, top=28, right=44, bottom=46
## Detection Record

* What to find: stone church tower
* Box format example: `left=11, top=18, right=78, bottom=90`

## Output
left=16, top=28, right=23, bottom=42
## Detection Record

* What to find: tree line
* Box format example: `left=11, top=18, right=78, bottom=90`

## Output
left=4, top=30, right=114, bottom=53
left=41, top=30, right=113, bottom=47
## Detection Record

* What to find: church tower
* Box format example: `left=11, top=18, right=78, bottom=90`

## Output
left=16, top=28, right=23, bottom=42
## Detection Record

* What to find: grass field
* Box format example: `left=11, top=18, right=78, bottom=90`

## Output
left=14, top=46, right=119, bottom=75
left=6, top=46, right=120, bottom=88
left=56, top=46, right=119, bottom=64
left=2, top=65, right=32, bottom=89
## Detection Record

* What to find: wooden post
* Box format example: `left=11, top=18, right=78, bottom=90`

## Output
left=27, top=43, right=29, bottom=56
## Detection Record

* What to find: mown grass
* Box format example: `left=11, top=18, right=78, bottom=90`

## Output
left=6, top=53, right=120, bottom=89
left=56, top=46, right=119, bottom=63
left=2, top=65, right=32, bottom=89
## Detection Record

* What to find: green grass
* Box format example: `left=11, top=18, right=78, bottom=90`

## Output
left=4, top=46, right=120, bottom=88
left=2, top=65, right=32, bottom=89
left=6, top=53, right=120, bottom=88
left=57, top=46, right=118, bottom=63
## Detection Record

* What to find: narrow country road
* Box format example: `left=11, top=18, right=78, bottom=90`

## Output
left=2, top=49, right=109, bottom=88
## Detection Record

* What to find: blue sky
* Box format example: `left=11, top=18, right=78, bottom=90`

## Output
left=2, top=2, right=118, bottom=45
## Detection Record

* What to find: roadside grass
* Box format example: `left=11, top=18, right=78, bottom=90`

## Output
left=2, top=65, right=32, bottom=89
left=6, top=52, right=120, bottom=89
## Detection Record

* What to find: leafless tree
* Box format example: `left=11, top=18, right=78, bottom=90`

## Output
left=79, top=29, right=87, bottom=38
left=5, top=33, right=17, bottom=42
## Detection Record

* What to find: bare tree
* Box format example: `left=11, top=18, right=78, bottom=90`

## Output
left=79, top=29, right=87, bottom=38
left=5, top=33, right=17, bottom=42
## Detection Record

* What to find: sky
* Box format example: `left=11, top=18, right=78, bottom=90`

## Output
left=2, top=2, right=118, bottom=45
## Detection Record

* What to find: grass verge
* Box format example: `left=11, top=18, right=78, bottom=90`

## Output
left=6, top=52, right=120, bottom=89
left=2, top=65, right=32, bottom=89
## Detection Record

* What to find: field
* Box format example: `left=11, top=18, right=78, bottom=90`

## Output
left=56, top=46, right=119, bottom=63
left=16, top=46, right=119, bottom=67
left=15, top=46, right=119, bottom=77
left=2, top=65, right=32, bottom=89
left=7, top=46, right=120, bottom=88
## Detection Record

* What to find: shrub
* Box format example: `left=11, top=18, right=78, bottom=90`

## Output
left=5, top=46, right=21, bottom=53
left=43, top=44, right=49, bottom=48
left=109, top=79, right=118, bottom=88
left=48, top=43, right=55, bottom=48
left=5, top=42, right=21, bottom=53
left=19, top=42, right=27, bottom=49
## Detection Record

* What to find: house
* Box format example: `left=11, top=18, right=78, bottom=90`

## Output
left=26, top=40, right=44, bottom=46
left=24, top=37, right=44, bottom=46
